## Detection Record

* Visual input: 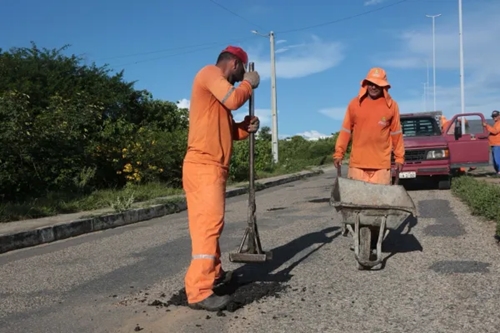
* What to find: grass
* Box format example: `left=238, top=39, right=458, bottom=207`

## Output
left=0, top=182, right=183, bottom=223
left=451, top=175, right=500, bottom=236
left=0, top=160, right=330, bottom=223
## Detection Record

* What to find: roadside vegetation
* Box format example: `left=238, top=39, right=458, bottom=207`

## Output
left=0, top=43, right=350, bottom=222
left=451, top=176, right=500, bottom=236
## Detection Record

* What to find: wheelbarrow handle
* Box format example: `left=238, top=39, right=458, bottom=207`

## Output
left=393, top=169, right=399, bottom=185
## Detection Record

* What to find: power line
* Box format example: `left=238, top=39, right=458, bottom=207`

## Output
left=102, top=0, right=416, bottom=67
left=208, top=0, right=266, bottom=30
left=109, top=37, right=254, bottom=68
left=276, top=0, right=412, bottom=34
left=97, top=41, right=227, bottom=61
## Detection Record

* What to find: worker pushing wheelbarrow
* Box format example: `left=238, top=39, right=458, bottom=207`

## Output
left=331, top=67, right=417, bottom=269
left=330, top=167, right=417, bottom=269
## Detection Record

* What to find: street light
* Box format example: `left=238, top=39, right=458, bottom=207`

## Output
left=458, top=0, right=466, bottom=134
left=422, top=59, right=430, bottom=110
left=251, top=30, right=279, bottom=164
left=426, top=14, right=441, bottom=112
left=422, top=82, right=427, bottom=111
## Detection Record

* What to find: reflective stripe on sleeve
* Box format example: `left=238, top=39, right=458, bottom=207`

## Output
left=221, top=87, right=236, bottom=105
left=192, top=254, right=216, bottom=260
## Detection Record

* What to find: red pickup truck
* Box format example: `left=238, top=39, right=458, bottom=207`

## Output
left=391, top=111, right=491, bottom=189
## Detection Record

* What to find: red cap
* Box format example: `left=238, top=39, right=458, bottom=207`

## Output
left=220, top=46, right=248, bottom=66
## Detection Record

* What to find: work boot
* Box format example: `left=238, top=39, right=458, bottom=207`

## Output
left=188, top=294, right=231, bottom=312
left=215, top=270, right=233, bottom=285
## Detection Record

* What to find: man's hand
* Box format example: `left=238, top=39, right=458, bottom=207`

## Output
left=243, top=71, right=260, bottom=89
left=483, top=122, right=488, bottom=127
left=395, top=162, right=403, bottom=172
left=245, top=116, right=260, bottom=133
left=333, top=158, right=342, bottom=168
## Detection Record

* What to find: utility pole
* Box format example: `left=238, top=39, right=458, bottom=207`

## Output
left=426, top=14, right=441, bottom=112
left=458, top=0, right=466, bottom=134
left=251, top=30, right=279, bottom=163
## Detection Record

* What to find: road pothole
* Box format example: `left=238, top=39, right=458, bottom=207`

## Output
left=267, top=207, right=286, bottom=211
left=308, top=198, right=330, bottom=203
left=429, top=260, right=490, bottom=274
left=149, top=279, right=289, bottom=315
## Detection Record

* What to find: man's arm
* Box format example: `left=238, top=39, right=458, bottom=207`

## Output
left=485, top=122, right=500, bottom=135
left=202, top=67, right=253, bottom=110
left=333, top=104, right=354, bottom=161
left=390, top=103, right=405, bottom=165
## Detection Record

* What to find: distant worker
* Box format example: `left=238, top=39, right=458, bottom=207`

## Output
left=483, top=110, right=500, bottom=175
left=440, top=115, right=447, bottom=132
left=333, top=67, right=405, bottom=185
left=182, top=46, right=261, bottom=311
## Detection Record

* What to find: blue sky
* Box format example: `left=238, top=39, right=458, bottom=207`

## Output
left=2, top=0, right=498, bottom=140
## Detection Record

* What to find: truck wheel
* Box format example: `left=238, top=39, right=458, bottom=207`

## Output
left=357, top=226, right=371, bottom=270
left=438, top=178, right=451, bottom=190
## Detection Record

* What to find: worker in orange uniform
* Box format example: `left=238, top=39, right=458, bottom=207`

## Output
left=182, top=46, right=261, bottom=311
left=334, top=67, right=404, bottom=248
left=440, top=115, right=447, bottom=132
left=483, top=110, right=500, bottom=175
left=333, top=67, right=405, bottom=185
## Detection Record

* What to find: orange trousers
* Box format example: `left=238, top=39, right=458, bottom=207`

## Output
left=347, top=167, right=391, bottom=185
left=182, top=161, right=227, bottom=304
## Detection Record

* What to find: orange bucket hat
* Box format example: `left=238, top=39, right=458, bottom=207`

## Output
left=358, top=67, right=393, bottom=107
left=361, top=67, right=391, bottom=88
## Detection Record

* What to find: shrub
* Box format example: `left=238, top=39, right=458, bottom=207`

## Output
left=451, top=176, right=500, bottom=235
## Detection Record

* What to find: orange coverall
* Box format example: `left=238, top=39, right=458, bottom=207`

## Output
left=334, top=68, right=405, bottom=185
left=182, top=64, right=253, bottom=304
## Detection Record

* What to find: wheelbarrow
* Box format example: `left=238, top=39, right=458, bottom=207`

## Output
left=330, top=167, right=417, bottom=270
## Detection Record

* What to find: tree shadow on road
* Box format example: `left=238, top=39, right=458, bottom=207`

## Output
left=229, top=226, right=341, bottom=285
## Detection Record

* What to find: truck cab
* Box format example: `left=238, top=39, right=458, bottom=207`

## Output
left=391, top=111, right=491, bottom=189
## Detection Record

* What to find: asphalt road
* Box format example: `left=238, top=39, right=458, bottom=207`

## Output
left=1, top=167, right=499, bottom=333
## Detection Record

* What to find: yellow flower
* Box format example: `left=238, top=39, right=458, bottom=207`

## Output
left=158, top=168, right=164, bottom=173
left=123, top=163, right=133, bottom=173
left=122, top=148, right=127, bottom=153
left=151, top=140, right=156, bottom=145
left=136, top=161, right=142, bottom=165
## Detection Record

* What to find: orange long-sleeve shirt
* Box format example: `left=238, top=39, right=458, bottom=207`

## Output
left=486, top=121, right=500, bottom=146
left=184, top=65, right=253, bottom=169
left=334, top=94, right=405, bottom=169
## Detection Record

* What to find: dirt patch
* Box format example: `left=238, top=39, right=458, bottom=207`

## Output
left=148, top=279, right=289, bottom=315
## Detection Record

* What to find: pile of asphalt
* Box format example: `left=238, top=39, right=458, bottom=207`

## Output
left=148, top=278, right=289, bottom=315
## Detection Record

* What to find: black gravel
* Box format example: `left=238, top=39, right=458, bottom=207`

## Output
left=148, top=279, right=289, bottom=313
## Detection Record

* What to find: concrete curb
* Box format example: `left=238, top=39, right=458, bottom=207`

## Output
left=0, top=167, right=328, bottom=255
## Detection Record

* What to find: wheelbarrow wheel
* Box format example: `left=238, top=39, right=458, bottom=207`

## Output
left=357, top=226, right=371, bottom=270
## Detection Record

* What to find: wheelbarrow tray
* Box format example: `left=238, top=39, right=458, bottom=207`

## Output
left=330, top=177, right=417, bottom=230
left=329, top=176, right=417, bottom=270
